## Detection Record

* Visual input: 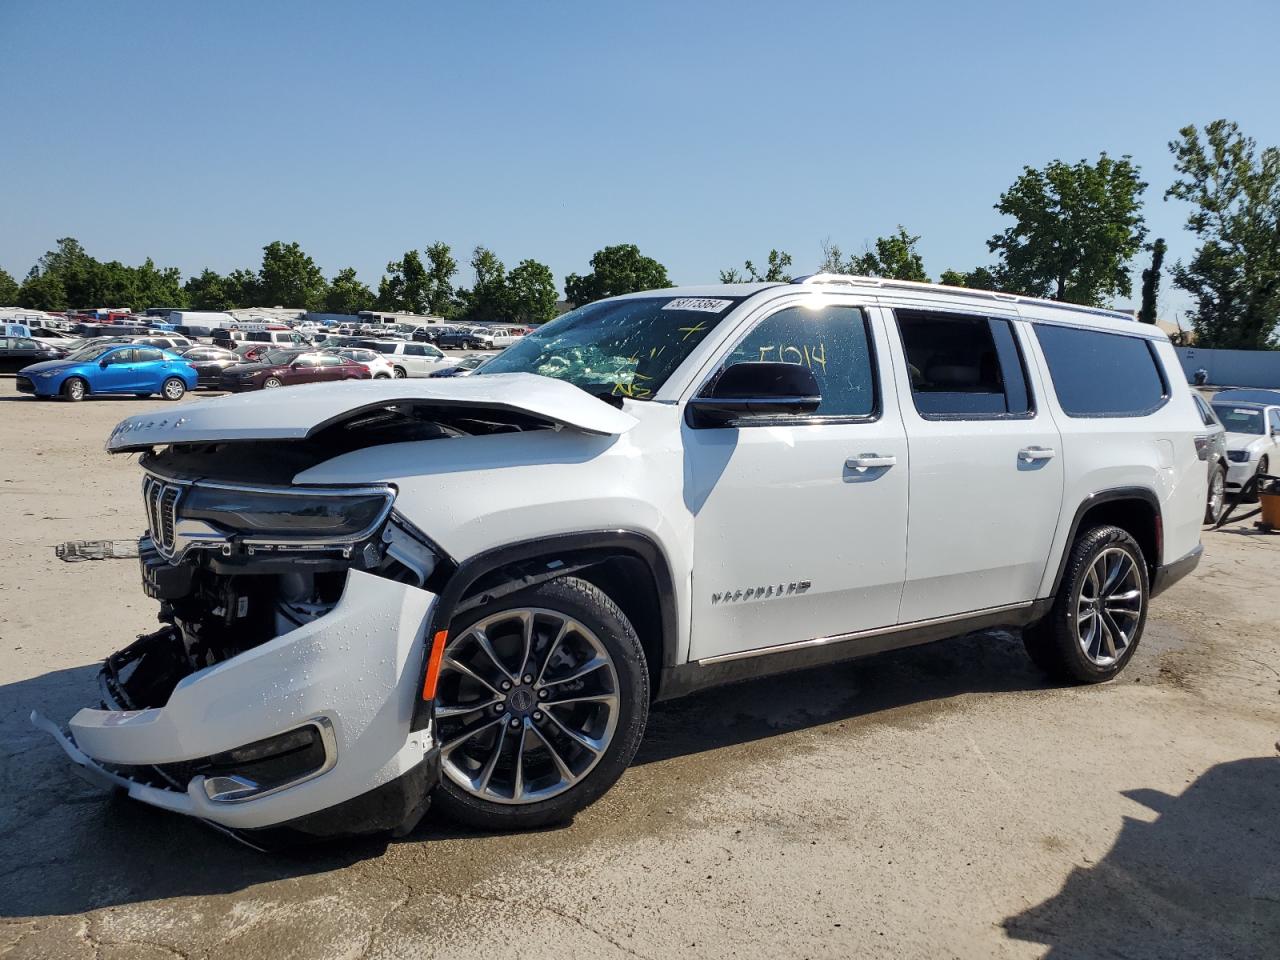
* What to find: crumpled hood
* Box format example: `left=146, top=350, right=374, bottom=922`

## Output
left=106, top=372, right=638, bottom=451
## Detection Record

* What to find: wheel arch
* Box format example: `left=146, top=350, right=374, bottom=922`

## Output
left=410, top=530, right=679, bottom=731
left=1047, top=487, right=1162, bottom=599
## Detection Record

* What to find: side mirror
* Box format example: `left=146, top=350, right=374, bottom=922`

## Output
left=686, top=362, right=822, bottom=427
left=99, top=360, right=109, bottom=368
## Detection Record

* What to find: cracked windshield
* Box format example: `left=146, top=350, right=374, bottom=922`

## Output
left=477, top=295, right=745, bottom=399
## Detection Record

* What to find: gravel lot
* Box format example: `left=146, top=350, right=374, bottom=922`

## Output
left=1, top=380, right=1277, bottom=960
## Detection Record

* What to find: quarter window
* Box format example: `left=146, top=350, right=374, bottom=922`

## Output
left=713, top=304, right=876, bottom=418
left=404, top=344, right=426, bottom=356
left=893, top=309, right=1032, bottom=419
left=1034, top=325, right=1168, bottom=417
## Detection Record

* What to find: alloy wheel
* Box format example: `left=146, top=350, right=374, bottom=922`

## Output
left=1075, top=547, right=1143, bottom=666
left=68, top=379, right=85, bottom=400
left=1207, top=469, right=1225, bottom=522
left=435, top=607, right=620, bottom=805
left=163, top=378, right=185, bottom=400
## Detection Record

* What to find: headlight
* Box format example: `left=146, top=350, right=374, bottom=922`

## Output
left=1227, top=450, right=1252, bottom=463
left=179, top=484, right=394, bottom=540
left=38, top=372, right=55, bottom=379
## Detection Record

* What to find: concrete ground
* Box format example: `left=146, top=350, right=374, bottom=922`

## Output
left=1, top=380, right=1277, bottom=960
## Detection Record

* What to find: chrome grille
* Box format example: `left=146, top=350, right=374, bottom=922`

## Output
left=142, top=476, right=181, bottom=555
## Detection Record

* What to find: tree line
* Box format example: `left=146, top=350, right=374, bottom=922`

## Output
left=2, top=119, right=1275, bottom=348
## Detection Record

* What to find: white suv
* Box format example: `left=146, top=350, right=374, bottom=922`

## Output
left=355, top=338, right=449, bottom=377
left=37, top=276, right=1207, bottom=844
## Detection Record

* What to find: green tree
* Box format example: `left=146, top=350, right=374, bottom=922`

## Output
left=378, top=250, right=430, bottom=313
left=821, top=228, right=928, bottom=282
left=258, top=241, right=328, bottom=309
left=564, top=243, right=671, bottom=306
left=184, top=269, right=232, bottom=310
left=324, top=267, right=374, bottom=314
left=17, top=267, right=67, bottom=310
left=463, top=246, right=510, bottom=321
left=988, top=153, right=1147, bottom=305
left=225, top=268, right=262, bottom=307
left=506, top=258, right=559, bottom=324
left=423, top=242, right=458, bottom=316
left=0, top=267, right=19, bottom=304
left=938, top=266, right=999, bottom=290
left=1165, top=120, right=1280, bottom=349
left=720, top=249, right=794, bottom=283
left=1138, top=238, right=1166, bottom=325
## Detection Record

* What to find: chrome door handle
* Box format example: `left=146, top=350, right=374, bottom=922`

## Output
left=1019, top=446, right=1056, bottom=462
left=847, top=454, right=897, bottom=469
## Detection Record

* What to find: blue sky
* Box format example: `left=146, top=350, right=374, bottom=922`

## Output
left=3, top=0, right=1278, bottom=321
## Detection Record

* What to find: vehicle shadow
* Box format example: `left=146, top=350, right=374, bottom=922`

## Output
left=1003, top=756, right=1280, bottom=959
left=0, top=627, right=1051, bottom=920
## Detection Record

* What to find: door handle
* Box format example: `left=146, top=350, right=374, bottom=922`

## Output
left=1019, top=446, right=1056, bottom=462
left=847, top=453, right=897, bottom=469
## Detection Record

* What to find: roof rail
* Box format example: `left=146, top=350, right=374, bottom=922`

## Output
left=791, top=273, right=1135, bottom=322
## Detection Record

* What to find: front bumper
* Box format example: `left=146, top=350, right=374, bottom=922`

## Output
left=33, top=570, right=441, bottom=834
left=1225, top=459, right=1258, bottom=490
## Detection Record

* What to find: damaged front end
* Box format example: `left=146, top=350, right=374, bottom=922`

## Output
left=34, top=447, right=449, bottom=844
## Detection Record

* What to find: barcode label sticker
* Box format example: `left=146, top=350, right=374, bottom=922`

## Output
left=662, top=298, right=734, bottom=313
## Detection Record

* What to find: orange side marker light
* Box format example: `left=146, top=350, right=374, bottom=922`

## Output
left=422, top=630, right=448, bottom=701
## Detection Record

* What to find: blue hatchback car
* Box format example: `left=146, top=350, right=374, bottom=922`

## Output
left=16, top=343, right=199, bottom=401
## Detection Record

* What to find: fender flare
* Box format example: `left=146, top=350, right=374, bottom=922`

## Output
left=410, top=529, right=679, bottom=731
left=1046, top=486, right=1163, bottom=598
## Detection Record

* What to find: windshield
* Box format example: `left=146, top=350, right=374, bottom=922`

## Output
left=1213, top=405, right=1265, bottom=435
left=476, top=295, right=745, bottom=398
left=67, top=344, right=118, bottom=362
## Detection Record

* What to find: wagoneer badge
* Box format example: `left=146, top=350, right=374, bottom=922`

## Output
left=711, top=581, right=811, bottom=605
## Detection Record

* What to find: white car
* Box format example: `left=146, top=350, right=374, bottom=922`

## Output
left=473, top=326, right=521, bottom=349
left=354, top=339, right=449, bottom=378
left=37, top=275, right=1206, bottom=844
left=1210, top=391, right=1280, bottom=499
left=323, top=347, right=396, bottom=379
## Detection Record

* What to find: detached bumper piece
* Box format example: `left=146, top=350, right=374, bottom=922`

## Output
left=32, top=570, right=443, bottom=842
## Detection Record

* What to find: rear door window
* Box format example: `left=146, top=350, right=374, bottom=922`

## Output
left=1033, top=325, right=1168, bottom=417
left=892, top=309, right=1032, bottom=419
left=135, top=348, right=163, bottom=362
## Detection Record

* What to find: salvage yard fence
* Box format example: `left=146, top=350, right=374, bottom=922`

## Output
left=1175, top=347, right=1280, bottom=389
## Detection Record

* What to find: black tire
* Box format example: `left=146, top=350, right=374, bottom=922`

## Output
left=263, top=377, right=283, bottom=389
left=432, top=576, right=649, bottom=831
left=393, top=366, right=407, bottom=379
left=1245, top=456, right=1269, bottom=503
left=1023, top=525, right=1149, bottom=684
left=161, top=377, right=186, bottom=401
left=1205, top=465, right=1227, bottom=524
left=61, top=377, right=87, bottom=402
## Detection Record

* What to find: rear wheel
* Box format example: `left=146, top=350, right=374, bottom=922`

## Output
left=61, top=377, right=87, bottom=402
left=1205, top=466, right=1227, bottom=524
left=161, top=377, right=186, bottom=401
left=393, top=366, right=407, bottom=379
left=1023, top=525, right=1148, bottom=683
left=432, top=577, right=649, bottom=830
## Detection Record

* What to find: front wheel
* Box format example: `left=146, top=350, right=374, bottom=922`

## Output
left=1023, top=525, right=1148, bottom=683
left=1205, top=466, right=1226, bottom=524
left=263, top=377, right=283, bottom=389
left=61, top=377, right=87, bottom=402
left=431, top=576, right=649, bottom=830
left=161, top=377, right=186, bottom=401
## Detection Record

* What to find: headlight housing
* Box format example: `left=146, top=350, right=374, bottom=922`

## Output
left=179, top=484, right=395, bottom=540
left=1227, top=450, right=1252, bottom=463
left=38, top=372, right=55, bottom=379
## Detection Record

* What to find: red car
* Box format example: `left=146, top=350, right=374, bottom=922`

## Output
left=219, top=349, right=371, bottom=391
